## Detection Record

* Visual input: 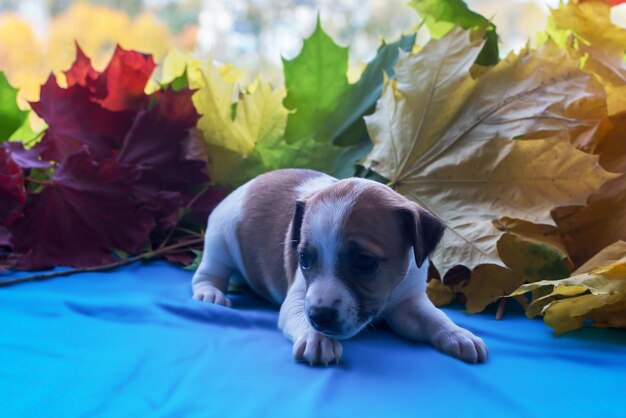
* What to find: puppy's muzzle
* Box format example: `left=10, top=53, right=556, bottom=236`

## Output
left=307, top=306, right=340, bottom=334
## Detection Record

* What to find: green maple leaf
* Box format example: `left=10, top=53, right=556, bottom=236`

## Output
left=409, top=0, right=499, bottom=66
left=283, top=17, right=350, bottom=144
left=318, top=33, right=417, bottom=147
left=0, top=72, right=28, bottom=144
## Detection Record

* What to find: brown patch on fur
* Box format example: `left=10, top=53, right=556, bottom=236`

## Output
left=337, top=181, right=415, bottom=317
left=237, top=169, right=324, bottom=304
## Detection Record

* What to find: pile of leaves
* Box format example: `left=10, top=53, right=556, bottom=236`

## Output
left=0, top=46, right=223, bottom=270
left=1, top=0, right=626, bottom=334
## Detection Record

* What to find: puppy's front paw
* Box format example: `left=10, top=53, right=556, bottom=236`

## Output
left=192, top=286, right=232, bottom=307
left=292, top=332, right=343, bottom=366
left=432, top=327, right=488, bottom=364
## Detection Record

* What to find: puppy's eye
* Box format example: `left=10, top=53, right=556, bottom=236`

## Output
left=353, top=254, right=379, bottom=274
left=299, top=252, right=313, bottom=269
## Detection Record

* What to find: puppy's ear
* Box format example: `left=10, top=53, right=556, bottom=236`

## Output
left=399, top=203, right=445, bottom=268
left=290, top=200, right=306, bottom=250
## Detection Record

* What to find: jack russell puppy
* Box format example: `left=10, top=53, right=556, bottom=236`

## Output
left=192, top=169, right=487, bottom=365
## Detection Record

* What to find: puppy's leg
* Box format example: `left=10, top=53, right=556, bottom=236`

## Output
left=191, top=231, right=233, bottom=308
left=192, top=272, right=231, bottom=307
left=385, top=294, right=488, bottom=363
left=278, top=273, right=342, bottom=366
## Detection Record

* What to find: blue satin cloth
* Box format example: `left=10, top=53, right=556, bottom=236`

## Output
left=1, top=261, right=625, bottom=418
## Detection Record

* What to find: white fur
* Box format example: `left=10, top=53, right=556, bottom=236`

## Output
left=304, top=278, right=359, bottom=336
left=193, top=181, right=250, bottom=282
left=295, top=174, right=336, bottom=198
left=384, top=252, right=428, bottom=312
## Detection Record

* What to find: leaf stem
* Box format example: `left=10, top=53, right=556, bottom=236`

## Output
left=495, top=297, right=507, bottom=320
left=157, top=187, right=209, bottom=250
left=24, top=177, right=52, bottom=186
left=0, top=237, right=204, bottom=288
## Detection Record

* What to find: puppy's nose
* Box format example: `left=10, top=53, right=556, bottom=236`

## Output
left=308, top=307, right=338, bottom=331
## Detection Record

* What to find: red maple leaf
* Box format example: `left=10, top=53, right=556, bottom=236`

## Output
left=30, top=74, right=134, bottom=163
left=9, top=153, right=155, bottom=269
left=65, top=44, right=98, bottom=88
left=65, top=44, right=155, bottom=112
left=0, top=146, right=26, bottom=225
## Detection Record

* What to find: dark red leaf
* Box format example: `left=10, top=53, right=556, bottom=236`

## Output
left=94, top=46, right=155, bottom=112
left=5, top=45, right=222, bottom=271
left=0, top=225, right=11, bottom=247
left=0, top=146, right=26, bottom=225
left=30, top=74, right=134, bottom=162
left=118, top=87, right=200, bottom=169
left=9, top=152, right=154, bottom=269
left=117, top=87, right=208, bottom=224
left=189, top=187, right=227, bottom=225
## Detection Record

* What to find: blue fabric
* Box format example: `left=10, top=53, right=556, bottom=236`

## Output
left=1, top=262, right=625, bottom=418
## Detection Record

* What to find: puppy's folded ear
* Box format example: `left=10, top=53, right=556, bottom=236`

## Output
left=399, top=203, right=445, bottom=268
left=290, top=200, right=306, bottom=250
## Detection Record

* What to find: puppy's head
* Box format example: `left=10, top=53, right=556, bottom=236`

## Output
left=290, top=179, right=444, bottom=339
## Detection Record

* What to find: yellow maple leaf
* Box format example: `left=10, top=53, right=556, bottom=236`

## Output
left=550, top=1, right=626, bottom=115
left=511, top=241, right=626, bottom=333
left=362, top=28, right=616, bottom=277
left=159, top=49, right=288, bottom=184
left=426, top=279, right=454, bottom=307
left=553, top=174, right=626, bottom=267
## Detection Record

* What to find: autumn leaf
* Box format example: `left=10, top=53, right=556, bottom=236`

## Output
left=160, top=50, right=288, bottom=163
left=553, top=175, right=626, bottom=267
left=427, top=279, right=454, bottom=307
left=283, top=18, right=349, bottom=144
left=0, top=72, right=28, bottom=143
left=30, top=73, right=135, bottom=163
left=456, top=218, right=574, bottom=313
left=8, top=153, right=154, bottom=269
left=408, top=0, right=499, bottom=66
left=0, top=146, right=26, bottom=225
left=549, top=0, right=626, bottom=115
left=362, top=28, right=616, bottom=277
left=511, top=241, right=626, bottom=333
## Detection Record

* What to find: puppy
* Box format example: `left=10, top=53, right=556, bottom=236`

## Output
left=192, top=169, right=487, bottom=365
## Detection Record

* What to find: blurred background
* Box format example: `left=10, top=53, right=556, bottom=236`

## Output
left=1, top=0, right=625, bottom=102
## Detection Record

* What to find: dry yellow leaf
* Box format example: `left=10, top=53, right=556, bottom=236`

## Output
left=456, top=218, right=575, bottom=313
left=596, top=113, right=626, bottom=173
left=426, top=279, right=454, bottom=307
left=551, top=1, right=626, bottom=115
left=554, top=175, right=626, bottom=267
left=461, top=264, right=522, bottom=314
left=363, top=28, right=616, bottom=277
left=512, top=241, right=626, bottom=333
